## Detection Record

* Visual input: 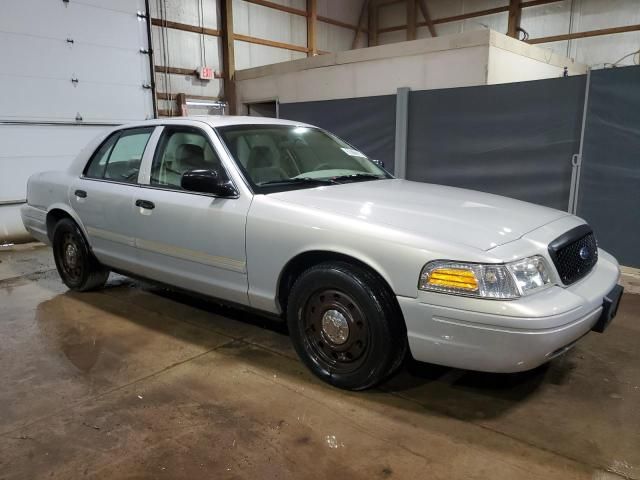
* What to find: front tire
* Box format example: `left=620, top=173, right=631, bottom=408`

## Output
left=52, top=218, right=109, bottom=291
left=287, top=261, right=407, bottom=390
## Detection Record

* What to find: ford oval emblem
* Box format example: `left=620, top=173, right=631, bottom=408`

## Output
left=579, top=246, right=590, bottom=260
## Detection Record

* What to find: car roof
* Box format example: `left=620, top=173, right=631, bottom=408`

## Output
left=114, top=115, right=315, bottom=130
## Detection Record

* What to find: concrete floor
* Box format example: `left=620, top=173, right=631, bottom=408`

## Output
left=1, top=244, right=638, bottom=480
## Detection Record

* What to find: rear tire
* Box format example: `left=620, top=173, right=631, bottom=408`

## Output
left=52, top=218, right=109, bottom=291
left=287, top=261, right=407, bottom=390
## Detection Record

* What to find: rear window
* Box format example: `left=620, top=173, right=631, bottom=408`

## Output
left=84, top=127, right=154, bottom=183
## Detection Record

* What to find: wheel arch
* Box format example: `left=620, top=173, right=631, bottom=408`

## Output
left=46, top=204, right=89, bottom=244
left=276, top=250, right=402, bottom=320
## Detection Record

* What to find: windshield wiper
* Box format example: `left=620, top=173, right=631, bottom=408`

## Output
left=258, top=177, right=335, bottom=187
left=330, top=173, right=383, bottom=183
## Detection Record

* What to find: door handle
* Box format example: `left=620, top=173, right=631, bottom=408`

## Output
left=74, top=189, right=87, bottom=198
left=135, top=199, right=155, bottom=210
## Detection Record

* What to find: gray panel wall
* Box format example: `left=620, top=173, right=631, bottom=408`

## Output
left=279, top=95, right=397, bottom=173
left=405, top=77, right=586, bottom=210
left=577, top=66, right=640, bottom=268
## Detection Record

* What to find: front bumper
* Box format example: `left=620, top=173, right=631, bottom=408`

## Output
left=399, top=249, right=621, bottom=373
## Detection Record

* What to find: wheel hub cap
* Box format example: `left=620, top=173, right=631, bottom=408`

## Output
left=65, top=243, right=79, bottom=268
left=321, top=309, right=349, bottom=345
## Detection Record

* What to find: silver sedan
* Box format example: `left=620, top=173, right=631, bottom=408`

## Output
left=21, top=116, right=623, bottom=390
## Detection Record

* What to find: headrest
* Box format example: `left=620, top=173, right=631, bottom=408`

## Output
left=248, top=146, right=275, bottom=169
left=176, top=144, right=204, bottom=170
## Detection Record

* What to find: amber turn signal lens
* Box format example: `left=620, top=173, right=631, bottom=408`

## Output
left=426, top=268, right=479, bottom=291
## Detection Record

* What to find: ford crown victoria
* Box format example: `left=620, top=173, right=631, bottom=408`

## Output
left=21, top=116, right=623, bottom=390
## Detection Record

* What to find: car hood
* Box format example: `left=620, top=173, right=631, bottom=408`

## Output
left=269, top=179, right=569, bottom=251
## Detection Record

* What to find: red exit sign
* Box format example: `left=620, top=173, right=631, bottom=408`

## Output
left=198, top=66, right=214, bottom=80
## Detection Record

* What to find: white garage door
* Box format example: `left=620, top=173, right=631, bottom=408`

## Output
left=0, top=0, right=154, bottom=241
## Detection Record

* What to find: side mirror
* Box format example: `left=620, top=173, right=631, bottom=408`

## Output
left=181, top=169, right=238, bottom=197
left=371, top=158, right=385, bottom=169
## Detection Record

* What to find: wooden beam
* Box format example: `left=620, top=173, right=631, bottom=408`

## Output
left=155, top=66, right=224, bottom=78
left=407, top=0, right=417, bottom=40
left=243, top=0, right=307, bottom=16
left=379, top=0, right=564, bottom=35
left=433, top=5, right=509, bottom=24
left=155, top=66, right=194, bottom=76
left=352, top=0, right=370, bottom=49
left=150, top=18, right=221, bottom=36
left=317, top=15, right=362, bottom=32
left=368, top=0, right=378, bottom=46
left=416, top=0, right=436, bottom=37
left=233, top=33, right=309, bottom=53
left=157, top=92, right=221, bottom=101
left=528, top=23, right=640, bottom=44
left=521, top=0, right=564, bottom=8
left=220, top=0, right=236, bottom=115
left=507, top=0, right=521, bottom=38
left=307, top=0, right=317, bottom=56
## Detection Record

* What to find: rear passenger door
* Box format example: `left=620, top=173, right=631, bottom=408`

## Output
left=132, top=125, right=251, bottom=305
left=71, top=127, right=156, bottom=270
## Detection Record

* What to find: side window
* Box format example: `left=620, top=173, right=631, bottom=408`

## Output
left=103, top=129, right=153, bottom=183
left=150, top=128, right=223, bottom=189
left=84, top=127, right=153, bottom=183
left=84, top=134, right=118, bottom=179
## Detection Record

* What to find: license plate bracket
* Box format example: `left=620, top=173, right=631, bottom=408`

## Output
left=592, top=284, right=624, bottom=333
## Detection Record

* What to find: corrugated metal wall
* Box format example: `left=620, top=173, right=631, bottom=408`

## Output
left=150, top=0, right=367, bottom=115
left=377, top=0, right=640, bottom=68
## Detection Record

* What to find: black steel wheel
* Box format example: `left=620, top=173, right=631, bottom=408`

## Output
left=287, top=261, right=407, bottom=390
left=52, top=218, right=109, bottom=291
left=303, top=288, right=370, bottom=375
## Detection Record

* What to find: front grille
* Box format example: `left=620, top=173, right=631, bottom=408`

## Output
left=548, top=225, right=598, bottom=285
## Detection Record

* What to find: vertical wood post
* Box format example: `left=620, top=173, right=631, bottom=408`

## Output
left=407, top=0, right=417, bottom=40
left=221, top=0, right=236, bottom=114
left=307, top=0, right=317, bottom=56
left=417, top=0, right=437, bottom=37
left=507, top=0, right=522, bottom=38
left=352, top=0, right=370, bottom=50
left=176, top=93, right=187, bottom=116
left=368, top=0, right=378, bottom=46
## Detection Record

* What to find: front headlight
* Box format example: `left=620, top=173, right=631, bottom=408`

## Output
left=419, top=255, right=553, bottom=299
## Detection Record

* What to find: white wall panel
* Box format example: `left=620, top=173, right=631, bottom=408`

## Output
left=317, top=22, right=358, bottom=52
left=149, top=0, right=220, bottom=29
left=155, top=73, right=224, bottom=98
left=567, top=0, right=640, bottom=67
left=1, top=0, right=153, bottom=123
left=151, top=26, right=222, bottom=72
left=318, top=0, right=361, bottom=25
left=0, top=126, right=107, bottom=203
left=233, top=0, right=307, bottom=46
left=234, top=41, right=306, bottom=70
left=316, top=0, right=364, bottom=52
left=378, top=0, right=640, bottom=69
left=1, top=0, right=153, bottom=239
left=0, top=77, right=149, bottom=122
left=0, top=34, right=149, bottom=88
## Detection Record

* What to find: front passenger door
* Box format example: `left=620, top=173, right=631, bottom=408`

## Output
left=133, top=125, right=251, bottom=305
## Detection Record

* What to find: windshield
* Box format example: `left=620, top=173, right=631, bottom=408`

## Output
left=216, top=125, right=390, bottom=191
